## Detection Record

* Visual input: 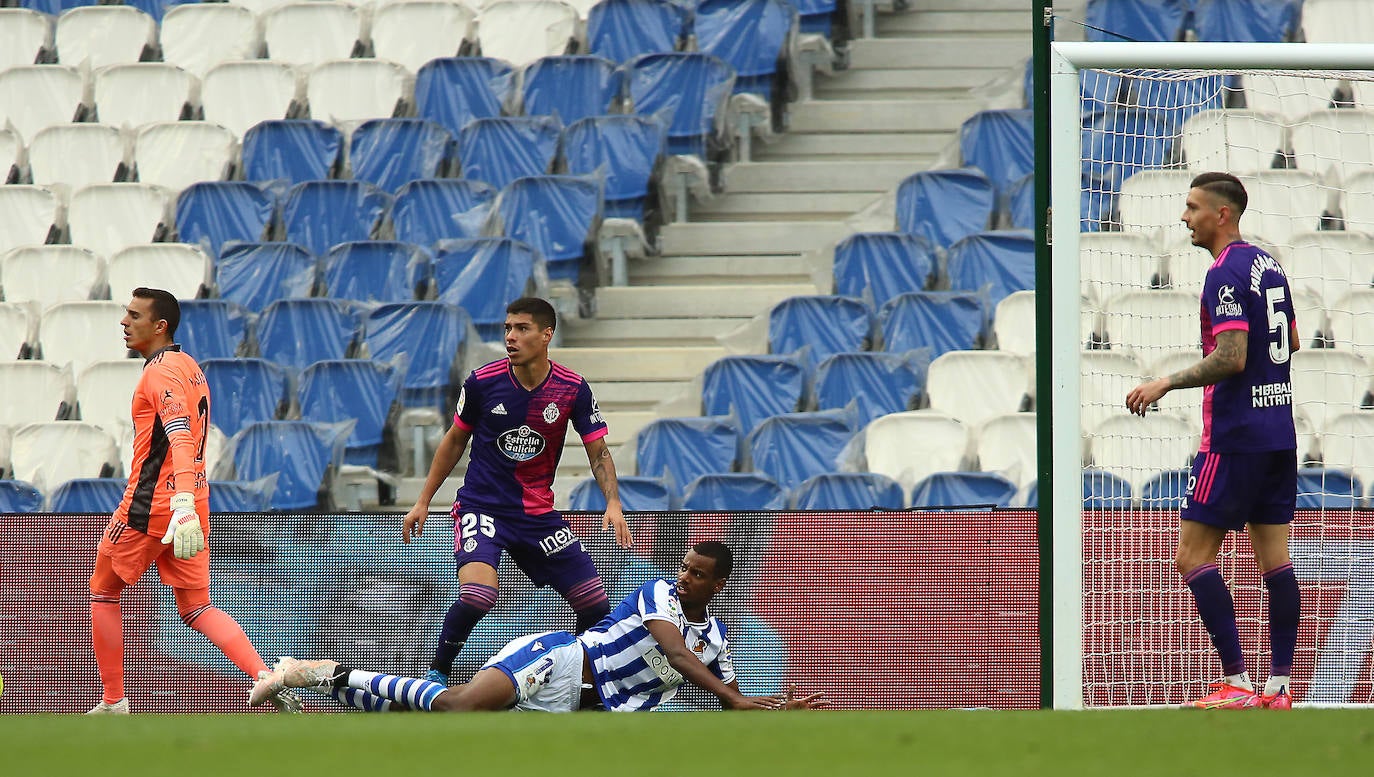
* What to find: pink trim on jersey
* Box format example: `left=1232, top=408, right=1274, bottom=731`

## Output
left=549, top=361, right=581, bottom=383
left=1210, top=241, right=1242, bottom=269
left=453, top=414, right=474, bottom=431
left=474, top=360, right=509, bottom=379
left=581, top=426, right=609, bottom=443
left=1212, top=320, right=1249, bottom=334
left=1195, top=453, right=1220, bottom=503
left=1199, top=384, right=1214, bottom=452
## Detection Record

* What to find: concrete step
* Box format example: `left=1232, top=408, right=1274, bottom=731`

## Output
left=660, top=221, right=851, bottom=255
left=787, top=98, right=980, bottom=133
left=548, top=345, right=726, bottom=382
left=594, top=283, right=815, bottom=319
left=881, top=9, right=1027, bottom=35
left=563, top=317, right=742, bottom=347
left=588, top=379, right=697, bottom=409
left=722, top=160, right=923, bottom=194
left=755, top=131, right=945, bottom=160
left=899, top=0, right=1029, bottom=13
left=814, top=67, right=992, bottom=96
left=691, top=191, right=882, bottom=220
left=848, top=38, right=1029, bottom=71
left=632, top=254, right=813, bottom=285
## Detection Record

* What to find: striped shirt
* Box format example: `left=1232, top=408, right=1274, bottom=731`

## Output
left=578, top=579, right=735, bottom=712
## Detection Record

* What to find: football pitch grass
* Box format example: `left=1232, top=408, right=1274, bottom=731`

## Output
left=6, top=709, right=1374, bottom=776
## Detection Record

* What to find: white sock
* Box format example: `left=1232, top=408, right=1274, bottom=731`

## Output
left=1224, top=671, right=1253, bottom=691
left=1264, top=675, right=1289, bottom=696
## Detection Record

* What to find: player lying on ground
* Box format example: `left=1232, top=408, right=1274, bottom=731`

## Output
left=250, top=542, right=826, bottom=712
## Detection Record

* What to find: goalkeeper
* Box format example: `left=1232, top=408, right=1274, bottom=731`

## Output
left=87, top=288, right=298, bottom=715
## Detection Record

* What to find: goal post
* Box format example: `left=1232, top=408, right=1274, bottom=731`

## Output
left=1045, top=42, right=1374, bottom=710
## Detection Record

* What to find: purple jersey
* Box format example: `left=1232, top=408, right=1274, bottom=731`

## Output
left=1197, top=241, right=1297, bottom=453
left=453, top=358, right=608, bottom=516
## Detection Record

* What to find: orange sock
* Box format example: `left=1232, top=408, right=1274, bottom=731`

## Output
left=177, top=591, right=268, bottom=678
left=90, top=553, right=127, bottom=704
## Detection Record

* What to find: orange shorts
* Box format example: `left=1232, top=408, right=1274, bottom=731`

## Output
left=97, top=517, right=210, bottom=589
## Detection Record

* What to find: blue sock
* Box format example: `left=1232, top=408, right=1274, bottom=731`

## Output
left=346, top=670, right=445, bottom=712
left=430, top=583, right=497, bottom=676
left=329, top=686, right=395, bottom=712
left=1184, top=563, right=1246, bottom=677
left=1264, top=562, right=1300, bottom=679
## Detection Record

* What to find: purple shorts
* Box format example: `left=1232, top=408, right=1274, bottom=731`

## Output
left=1179, top=449, right=1297, bottom=531
left=450, top=503, right=599, bottom=591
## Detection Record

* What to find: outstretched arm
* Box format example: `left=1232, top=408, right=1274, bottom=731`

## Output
left=403, top=423, right=472, bottom=542
left=720, top=680, right=828, bottom=711
left=643, top=620, right=775, bottom=710
left=1126, top=329, right=1247, bottom=416
left=584, top=436, right=631, bottom=548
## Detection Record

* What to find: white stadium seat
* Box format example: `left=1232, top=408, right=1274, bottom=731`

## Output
left=0, top=129, right=21, bottom=183
left=1291, top=349, right=1373, bottom=436
left=372, top=1, right=476, bottom=73
left=160, top=4, right=261, bottom=79
left=77, top=359, right=144, bottom=429
left=38, top=301, right=132, bottom=376
left=1327, top=290, right=1374, bottom=361
left=28, top=123, right=128, bottom=188
left=925, top=351, right=1032, bottom=429
left=226, top=0, right=295, bottom=16
left=10, top=421, right=120, bottom=492
left=1116, top=169, right=1194, bottom=247
left=1144, top=348, right=1203, bottom=426
left=1241, top=72, right=1338, bottom=122
left=0, top=361, right=75, bottom=427
left=1079, top=231, right=1161, bottom=306
left=1, top=246, right=105, bottom=311
left=55, top=6, right=157, bottom=69
left=263, top=3, right=365, bottom=68
left=134, top=122, right=236, bottom=192
left=1300, top=0, right=1374, bottom=44
left=0, top=65, right=86, bottom=143
left=992, top=290, right=1035, bottom=356
left=1285, top=231, right=1374, bottom=310
left=976, top=412, right=1037, bottom=488
left=0, top=302, right=36, bottom=360
left=107, top=244, right=210, bottom=302
left=1294, top=410, right=1318, bottom=466
left=201, top=61, right=302, bottom=140
left=1179, top=109, right=1285, bottom=176
left=1289, top=109, right=1374, bottom=184
left=1338, top=170, right=1374, bottom=235
left=1237, top=169, right=1327, bottom=247
left=1090, top=413, right=1197, bottom=496
left=0, top=186, right=63, bottom=255
left=0, top=8, right=52, bottom=70
left=1317, top=410, right=1374, bottom=497
left=94, top=64, right=197, bottom=129
left=477, top=0, right=579, bottom=68
left=68, top=184, right=171, bottom=259
left=863, top=410, right=970, bottom=497
left=307, top=60, right=409, bottom=125
left=1100, top=289, right=1199, bottom=361
left=1080, top=350, right=1142, bottom=434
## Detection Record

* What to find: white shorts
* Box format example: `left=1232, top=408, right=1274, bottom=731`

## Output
left=481, top=630, right=586, bottom=713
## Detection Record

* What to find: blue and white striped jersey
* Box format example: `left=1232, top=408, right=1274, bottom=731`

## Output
left=578, top=578, right=735, bottom=712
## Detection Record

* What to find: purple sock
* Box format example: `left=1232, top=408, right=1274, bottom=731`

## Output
left=1263, top=562, right=1300, bottom=678
left=429, top=582, right=498, bottom=675
left=1183, top=563, right=1246, bottom=677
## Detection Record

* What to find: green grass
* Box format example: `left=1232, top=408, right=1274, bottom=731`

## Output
left=5, top=710, right=1374, bottom=776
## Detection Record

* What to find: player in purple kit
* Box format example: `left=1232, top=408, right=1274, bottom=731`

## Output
left=1127, top=172, right=1301, bottom=710
left=402, top=297, right=632, bottom=687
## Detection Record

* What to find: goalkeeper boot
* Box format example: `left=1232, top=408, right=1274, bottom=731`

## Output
left=87, top=698, right=130, bottom=715
left=1187, top=682, right=1256, bottom=709
left=425, top=669, right=450, bottom=687
left=257, top=671, right=304, bottom=714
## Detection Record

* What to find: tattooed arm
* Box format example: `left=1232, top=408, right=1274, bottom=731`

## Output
left=1125, top=329, right=1247, bottom=416
left=584, top=435, right=632, bottom=547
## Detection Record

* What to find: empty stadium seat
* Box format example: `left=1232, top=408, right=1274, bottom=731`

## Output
left=201, top=358, right=291, bottom=439
left=1115, top=169, right=1193, bottom=246
left=1290, top=349, right=1373, bottom=435
left=28, top=123, right=126, bottom=188
left=108, top=244, right=209, bottom=302
left=0, top=302, right=34, bottom=359
left=0, top=8, right=51, bottom=70
left=1294, top=468, right=1363, bottom=509
left=48, top=477, right=126, bottom=513
left=1339, top=170, right=1374, bottom=235
left=1237, top=169, right=1327, bottom=245
left=587, top=0, right=687, bottom=63
left=38, top=301, right=130, bottom=375
left=909, top=471, right=1017, bottom=508
left=1328, top=290, right=1374, bottom=360
left=281, top=181, right=392, bottom=258
left=991, top=290, right=1037, bottom=356
left=925, top=350, right=1031, bottom=429
left=1192, top=0, right=1301, bottom=42
left=494, top=175, right=601, bottom=282
left=1178, top=109, right=1285, bottom=175
left=879, top=291, right=987, bottom=359
left=1007, top=173, right=1034, bottom=230
left=10, top=421, right=119, bottom=493
left=371, top=0, right=475, bottom=73
left=791, top=472, right=904, bottom=510
left=746, top=410, right=856, bottom=491
left=209, top=477, right=276, bottom=513
left=1080, top=350, right=1143, bottom=433
left=76, top=359, right=142, bottom=429
left=832, top=232, right=937, bottom=307
left=1099, top=289, right=1199, bottom=360
left=626, top=52, right=735, bottom=157
left=702, top=354, right=805, bottom=435
left=94, top=63, right=195, bottom=129
left=323, top=241, right=428, bottom=306
left=0, top=65, right=86, bottom=143
left=0, top=480, right=43, bottom=513
left=895, top=168, right=995, bottom=249
left=307, top=59, right=408, bottom=125
left=570, top=475, right=674, bottom=511
left=201, top=62, right=303, bottom=140
left=225, top=420, right=350, bottom=510
left=1080, top=231, right=1162, bottom=306
left=976, top=412, right=1037, bottom=488
left=694, top=0, right=794, bottom=99
left=1309, top=411, right=1374, bottom=496
left=0, top=361, right=75, bottom=427
left=242, top=120, right=341, bottom=186
left=0, top=129, right=20, bottom=182
left=457, top=117, right=561, bottom=191
left=68, top=183, right=170, bottom=259
left=0, top=186, right=62, bottom=254
left=1090, top=413, right=1197, bottom=495
left=477, top=0, right=578, bottom=68
left=1300, top=0, right=1374, bottom=44
left=431, top=238, right=538, bottom=340
left=769, top=295, right=873, bottom=369
left=562, top=115, right=665, bottom=219
left=392, top=179, right=496, bottom=247
left=1137, top=467, right=1189, bottom=509
left=521, top=56, right=622, bottom=124
left=362, top=302, right=470, bottom=412
left=255, top=297, right=360, bottom=371
left=813, top=351, right=926, bottom=426
left=681, top=472, right=784, bottom=511
left=176, top=299, right=250, bottom=362
left=414, top=57, right=513, bottom=137
left=134, top=122, right=235, bottom=192
left=960, top=109, right=1034, bottom=200
left=945, top=230, right=1035, bottom=308
left=1, top=245, right=104, bottom=310
left=215, top=242, right=318, bottom=313
left=299, top=359, right=403, bottom=467
left=55, top=6, right=155, bottom=69
left=1285, top=231, right=1374, bottom=312
left=262, top=2, right=363, bottom=68
left=1081, top=469, right=1134, bottom=510
left=1240, top=72, right=1339, bottom=122
left=1084, top=0, right=1188, bottom=42
left=174, top=181, right=278, bottom=258
left=160, top=3, right=259, bottom=79
left=351, top=119, right=454, bottom=192
left=634, top=416, right=738, bottom=487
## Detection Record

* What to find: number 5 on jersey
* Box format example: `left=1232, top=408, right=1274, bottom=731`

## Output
left=460, top=512, right=495, bottom=539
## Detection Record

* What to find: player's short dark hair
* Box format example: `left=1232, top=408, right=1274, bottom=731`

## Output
left=1190, top=172, right=1248, bottom=215
left=506, top=297, right=557, bottom=332
left=693, top=541, right=733, bottom=579
left=132, top=287, right=180, bottom=339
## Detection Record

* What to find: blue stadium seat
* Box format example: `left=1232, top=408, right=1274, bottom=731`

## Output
left=1140, top=468, right=1190, bottom=509
left=702, top=354, right=806, bottom=435
left=1192, top=0, right=1301, bottom=42
left=0, top=479, right=43, bottom=513
left=494, top=175, right=601, bottom=283
left=626, top=52, right=735, bottom=157
left=392, top=179, right=496, bottom=248
left=1121, top=73, right=1226, bottom=133
left=177, top=299, right=250, bottom=361
left=255, top=298, right=360, bottom=371
left=200, top=357, right=291, bottom=439
left=1083, top=470, right=1133, bottom=510
left=228, top=420, right=350, bottom=511
left=896, top=168, right=996, bottom=249
left=209, top=478, right=276, bottom=513
left=635, top=416, right=738, bottom=488
left=793, top=0, right=836, bottom=35
left=587, top=0, right=688, bottom=63
left=945, top=230, right=1035, bottom=309
left=1084, top=0, right=1189, bottom=42
left=322, top=241, right=429, bottom=305
left=21, top=0, right=97, bottom=15
left=299, top=359, right=402, bottom=467
left=791, top=472, right=905, bottom=510
left=215, top=242, right=318, bottom=313
left=48, top=477, right=126, bottom=513
left=362, top=302, right=470, bottom=413
left=1296, top=468, right=1364, bottom=509
left=431, top=237, right=538, bottom=341
left=415, top=57, right=514, bottom=137
left=456, top=116, right=561, bottom=191
left=694, top=0, right=795, bottom=99
left=562, top=115, right=665, bottom=220
left=769, top=294, right=874, bottom=369
left=1081, top=109, right=1174, bottom=193
left=681, top=473, right=785, bottom=511
left=746, top=410, right=857, bottom=491
left=521, top=56, right=622, bottom=125
left=242, top=120, right=342, bottom=186
left=1007, top=174, right=1034, bottom=230
left=350, top=118, right=454, bottom=193
left=570, top=476, right=674, bottom=511
left=960, top=109, right=1034, bottom=202
left=832, top=231, right=937, bottom=307
left=281, top=181, right=392, bottom=258
left=879, top=291, right=988, bottom=360
left=175, top=181, right=276, bottom=259
left=909, top=471, right=1018, bottom=508
left=123, top=0, right=193, bottom=22
left=813, top=351, right=928, bottom=426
